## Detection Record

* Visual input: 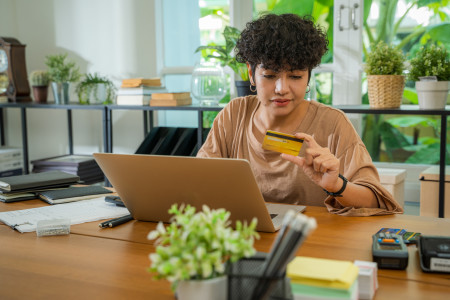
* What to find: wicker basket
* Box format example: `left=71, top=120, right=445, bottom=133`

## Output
left=367, top=75, right=405, bottom=108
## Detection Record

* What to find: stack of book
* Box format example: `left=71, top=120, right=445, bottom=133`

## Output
left=31, top=155, right=104, bottom=185
left=116, top=78, right=166, bottom=105
left=0, top=171, right=80, bottom=203
left=286, top=256, right=359, bottom=300
left=0, top=147, right=23, bottom=177
left=150, top=92, right=192, bottom=106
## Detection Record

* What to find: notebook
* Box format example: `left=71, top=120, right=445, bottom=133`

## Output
left=38, top=186, right=113, bottom=204
left=93, top=153, right=306, bottom=232
left=0, top=171, right=80, bottom=193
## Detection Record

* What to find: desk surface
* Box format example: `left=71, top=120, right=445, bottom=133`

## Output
left=1, top=201, right=450, bottom=299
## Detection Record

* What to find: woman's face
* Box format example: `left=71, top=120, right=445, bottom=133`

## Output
left=251, top=64, right=309, bottom=117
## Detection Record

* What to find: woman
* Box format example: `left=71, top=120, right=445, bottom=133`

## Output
left=197, top=13, right=402, bottom=216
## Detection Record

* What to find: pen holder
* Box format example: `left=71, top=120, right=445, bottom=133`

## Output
left=227, top=252, right=293, bottom=300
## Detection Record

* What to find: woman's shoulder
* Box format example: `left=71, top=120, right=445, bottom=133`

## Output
left=221, top=95, right=259, bottom=117
left=227, top=95, right=259, bottom=110
left=309, top=100, right=347, bottom=118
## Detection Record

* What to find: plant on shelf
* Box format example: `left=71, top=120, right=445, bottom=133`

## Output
left=364, top=41, right=406, bottom=108
left=195, top=26, right=248, bottom=81
left=147, top=204, right=258, bottom=300
left=75, top=73, right=116, bottom=104
left=45, top=53, right=81, bottom=104
left=29, top=70, right=50, bottom=87
left=408, top=44, right=450, bottom=109
left=195, top=26, right=254, bottom=98
left=29, top=70, right=50, bottom=103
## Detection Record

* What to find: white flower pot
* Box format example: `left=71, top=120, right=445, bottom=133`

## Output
left=176, top=276, right=227, bottom=300
left=416, top=81, right=450, bottom=110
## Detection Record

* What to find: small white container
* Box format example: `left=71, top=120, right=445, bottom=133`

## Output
left=36, top=219, right=71, bottom=237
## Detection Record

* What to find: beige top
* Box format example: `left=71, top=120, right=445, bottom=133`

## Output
left=197, top=96, right=403, bottom=216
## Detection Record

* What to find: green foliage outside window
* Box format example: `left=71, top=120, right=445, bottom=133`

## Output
left=361, top=0, right=450, bottom=164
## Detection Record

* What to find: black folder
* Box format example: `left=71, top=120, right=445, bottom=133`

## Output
left=38, top=185, right=113, bottom=204
left=0, top=171, right=80, bottom=193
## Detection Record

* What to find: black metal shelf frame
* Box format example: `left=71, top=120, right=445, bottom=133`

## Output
left=0, top=103, right=448, bottom=217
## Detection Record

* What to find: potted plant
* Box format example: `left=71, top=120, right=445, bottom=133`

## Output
left=408, top=44, right=450, bottom=110
left=195, top=26, right=254, bottom=97
left=45, top=53, right=81, bottom=104
left=147, top=204, right=259, bottom=300
left=364, top=41, right=406, bottom=108
left=75, top=73, right=116, bottom=104
left=29, top=70, right=50, bottom=103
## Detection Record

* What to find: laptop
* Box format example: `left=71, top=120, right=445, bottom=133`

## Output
left=93, top=153, right=306, bottom=232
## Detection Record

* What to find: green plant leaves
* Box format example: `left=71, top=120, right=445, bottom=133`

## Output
left=147, top=204, right=259, bottom=288
left=427, top=22, right=450, bottom=44
left=45, top=53, right=81, bottom=83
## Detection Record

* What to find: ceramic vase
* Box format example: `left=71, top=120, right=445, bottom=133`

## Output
left=416, top=81, right=450, bottom=110
left=176, top=276, right=227, bottom=300
left=32, top=86, right=48, bottom=103
left=235, top=80, right=257, bottom=97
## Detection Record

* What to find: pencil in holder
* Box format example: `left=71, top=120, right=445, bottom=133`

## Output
left=227, top=253, right=293, bottom=300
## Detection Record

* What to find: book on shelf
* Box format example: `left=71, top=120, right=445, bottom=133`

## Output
left=31, top=155, right=104, bottom=185
left=38, top=186, right=113, bottom=205
left=31, top=155, right=98, bottom=168
left=117, top=86, right=167, bottom=96
left=0, top=147, right=22, bottom=161
left=151, top=92, right=191, bottom=100
left=0, top=171, right=80, bottom=193
left=0, top=168, right=23, bottom=178
left=121, top=78, right=161, bottom=88
left=116, top=95, right=152, bottom=106
left=0, top=160, right=23, bottom=172
left=32, top=164, right=101, bottom=176
left=149, top=97, right=192, bottom=107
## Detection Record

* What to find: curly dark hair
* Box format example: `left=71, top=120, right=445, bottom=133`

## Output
left=235, top=14, right=328, bottom=81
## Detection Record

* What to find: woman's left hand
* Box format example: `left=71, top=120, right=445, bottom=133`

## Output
left=281, top=133, right=342, bottom=192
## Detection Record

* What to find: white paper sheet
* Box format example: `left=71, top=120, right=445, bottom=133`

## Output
left=0, top=197, right=129, bottom=233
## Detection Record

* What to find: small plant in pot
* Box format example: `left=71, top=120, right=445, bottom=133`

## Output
left=45, top=53, right=81, bottom=104
left=408, top=44, right=450, bottom=110
left=195, top=26, right=254, bottom=97
left=147, top=204, right=259, bottom=300
left=365, top=41, right=406, bottom=108
left=29, top=70, right=50, bottom=103
left=75, top=73, right=116, bottom=105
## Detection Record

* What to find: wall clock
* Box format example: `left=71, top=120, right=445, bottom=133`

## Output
left=0, top=37, right=31, bottom=102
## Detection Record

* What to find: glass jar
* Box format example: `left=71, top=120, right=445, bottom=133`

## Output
left=191, top=62, right=226, bottom=106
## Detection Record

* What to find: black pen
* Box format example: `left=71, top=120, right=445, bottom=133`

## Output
left=99, top=214, right=133, bottom=228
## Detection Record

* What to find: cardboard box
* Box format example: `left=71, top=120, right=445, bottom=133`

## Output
left=420, top=166, right=450, bottom=217
left=377, top=168, right=406, bottom=207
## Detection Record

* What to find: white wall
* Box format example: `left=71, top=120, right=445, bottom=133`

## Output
left=0, top=0, right=160, bottom=165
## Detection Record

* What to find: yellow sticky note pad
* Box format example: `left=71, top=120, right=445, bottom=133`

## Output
left=287, top=256, right=359, bottom=290
left=262, top=130, right=303, bottom=156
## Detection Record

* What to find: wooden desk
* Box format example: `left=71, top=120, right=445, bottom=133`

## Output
left=1, top=202, right=450, bottom=299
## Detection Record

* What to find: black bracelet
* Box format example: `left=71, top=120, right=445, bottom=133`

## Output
left=323, top=174, right=348, bottom=197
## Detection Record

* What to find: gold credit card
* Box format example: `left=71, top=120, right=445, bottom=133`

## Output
left=262, top=130, right=304, bottom=156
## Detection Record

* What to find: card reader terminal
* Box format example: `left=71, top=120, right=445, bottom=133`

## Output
left=372, top=232, right=409, bottom=270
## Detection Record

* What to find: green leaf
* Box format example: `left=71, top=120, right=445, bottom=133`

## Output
left=379, top=121, right=411, bottom=150
left=362, top=114, right=381, bottom=160
left=405, top=143, right=441, bottom=164
left=417, top=0, right=442, bottom=7
left=271, top=0, right=314, bottom=15
left=386, top=116, right=431, bottom=127
left=428, top=22, right=450, bottom=43
left=402, top=87, right=418, bottom=104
